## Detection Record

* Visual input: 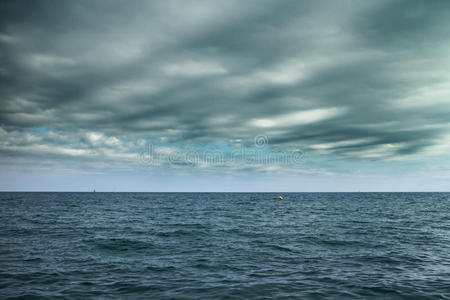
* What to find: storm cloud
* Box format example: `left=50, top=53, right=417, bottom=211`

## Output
left=0, top=0, right=450, bottom=184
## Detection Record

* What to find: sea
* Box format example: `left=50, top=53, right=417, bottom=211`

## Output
left=1, top=192, right=450, bottom=299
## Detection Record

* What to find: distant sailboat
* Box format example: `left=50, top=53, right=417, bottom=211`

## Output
left=93, top=189, right=96, bottom=192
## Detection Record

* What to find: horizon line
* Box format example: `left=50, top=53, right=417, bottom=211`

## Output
left=0, top=191, right=448, bottom=193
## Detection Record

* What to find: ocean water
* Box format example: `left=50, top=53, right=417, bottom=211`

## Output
left=1, top=192, right=450, bottom=299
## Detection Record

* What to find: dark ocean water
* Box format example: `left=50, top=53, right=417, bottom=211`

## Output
left=1, top=192, right=450, bottom=299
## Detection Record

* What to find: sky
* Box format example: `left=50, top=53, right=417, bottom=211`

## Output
left=0, top=0, right=449, bottom=191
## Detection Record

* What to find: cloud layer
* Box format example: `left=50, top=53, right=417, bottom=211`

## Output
left=1, top=0, right=450, bottom=179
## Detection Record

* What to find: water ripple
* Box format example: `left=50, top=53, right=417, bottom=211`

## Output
left=1, top=192, right=450, bottom=298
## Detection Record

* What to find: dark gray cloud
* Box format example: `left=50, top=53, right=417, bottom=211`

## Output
left=1, top=0, right=449, bottom=170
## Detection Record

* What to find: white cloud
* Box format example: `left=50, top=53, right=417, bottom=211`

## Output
left=249, top=107, right=347, bottom=128
left=395, top=81, right=450, bottom=108
left=310, top=138, right=377, bottom=151
left=25, top=54, right=75, bottom=69
left=162, top=60, right=227, bottom=77
left=86, top=132, right=103, bottom=144
left=0, top=34, right=19, bottom=44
